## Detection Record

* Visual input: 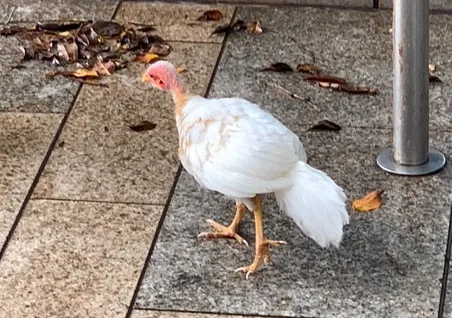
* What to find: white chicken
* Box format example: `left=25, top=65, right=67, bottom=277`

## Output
left=142, top=60, right=349, bottom=278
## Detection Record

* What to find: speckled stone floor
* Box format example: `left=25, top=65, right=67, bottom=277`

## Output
left=0, top=1, right=451, bottom=318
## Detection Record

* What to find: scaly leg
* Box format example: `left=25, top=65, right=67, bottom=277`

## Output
left=235, top=195, right=287, bottom=279
left=198, top=202, right=249, bottom=247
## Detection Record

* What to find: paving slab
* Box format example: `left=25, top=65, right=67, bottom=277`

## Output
left=207, top=6, right=452, bottom=131
left=33, top=42, right=222, bottom=204
left=131, top=310, right=260, bottom=318
left=175, top=0, right=373, bottom=7
left=115, top=2, right=235, bottom=43
left=136, top=128, right=450, bottom=318
left=0, top=113, right=61, bottom=246
left=0, top=55, right=79, bottom=113
left=2, top=0, right=118, bottom=23
left=0, top=200, right=162, bottom=318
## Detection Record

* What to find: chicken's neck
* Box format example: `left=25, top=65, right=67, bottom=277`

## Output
left=171, top=84, right=189, bottom=117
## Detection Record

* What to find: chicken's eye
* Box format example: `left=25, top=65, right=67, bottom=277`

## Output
left=149, top=74, right=154, bottom=79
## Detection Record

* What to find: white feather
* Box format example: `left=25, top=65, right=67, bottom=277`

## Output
left=177, top=95, right=349, bottom=247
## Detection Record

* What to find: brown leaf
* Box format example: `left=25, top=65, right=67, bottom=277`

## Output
left=147, top=43, right=172, bottom=56
left=296, top=63, right=319, bottom=75
left=64, top=40, right=79, bottom=61
left=211, top=20, right=247, bottom=35
left=36, top=21, right=85, bottom=32
left=55, top=42, right=70, bottom=61
left=72, top=69, right=98, bottom=78
left=134, top=53, right=160, bottom=64
left=247, top=20, right=262, bottom=35
left=304, top=75, right=346, bottom=85
left=19, top=46, right=35, bottom=60
left=429, top=74, right=443, bottom=83
left=92, top=60, right=115, bottom=76
left=308, top=120, right=341, bottom=131
left=261, top=62, right=293, bottom=72
left=352, top=190, right=384, bottom=212
left=91, top=21, right=124, bottom=37
left=0, top=25, right=34, bottom=36
left=128, top=120, right=157, bottom=132
left=197, top=10, right=224, bottom=21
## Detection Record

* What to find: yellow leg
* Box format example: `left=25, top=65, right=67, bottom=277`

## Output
left=198, top=202, right=249, bottom=247
left=235, top=195, right=287, bottom=279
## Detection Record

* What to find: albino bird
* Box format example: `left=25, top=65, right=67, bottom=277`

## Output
left=142, top=60, right=349, bottom=278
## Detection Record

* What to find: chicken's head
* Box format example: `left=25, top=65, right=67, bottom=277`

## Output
left=142, top=60, right=180, bottom=91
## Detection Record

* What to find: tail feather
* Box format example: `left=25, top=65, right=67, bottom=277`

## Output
left=275, top=161, right=349, bottom=248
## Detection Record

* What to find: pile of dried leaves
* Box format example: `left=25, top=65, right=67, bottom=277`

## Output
left=0, top=20, right=172, bottom=86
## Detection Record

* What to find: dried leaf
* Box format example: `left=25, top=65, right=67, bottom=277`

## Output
left=261, top=62, right=293, bottom=72
left=36, top=21, right=85, bottom=32
left=91, top=21, right=124, bottom=37
left=72, top=68, right=99, bottom=78
left=147, top=43, right=172, bottom=56
left=19, top=46, right=35, bottom=60
left=305, top=75, right=346, bottom=85
left=0, top=25, right=33, bottom=36
left=308, top=120, right=341, bottom=131
left=352, top=190, right=384, bottom=212
left=429, top=74, right=443, bottom=83
left=211, top=20, right=247, bottom=35
left=177, top=66, right=187, bottom=73
left=64, top=40, right=79, bottom=61
left=429, top=63, right=436, bottom=73
left=197, top=10, right=223, bottom=21
left=134, top=53, right=160, bottom=64
left=247, top=20, right=262, bottom=35
left=335, top=84, right=379, bottom=95
left=296, top=63, right=319, bottom=75
left=92, top=60, right=115, bottom=76
left=55, top=42, right=70, bottom=61
left=128, top=120, right=157, bottom=132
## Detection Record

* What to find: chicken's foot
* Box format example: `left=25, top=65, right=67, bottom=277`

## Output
left=235, top=195, right=287, bottom=279
left=198, top=203, right=249, bottom=247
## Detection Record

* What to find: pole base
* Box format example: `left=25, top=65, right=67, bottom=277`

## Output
left=376, top=148, right=447, bottom=176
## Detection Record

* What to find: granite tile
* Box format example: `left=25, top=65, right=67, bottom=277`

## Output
left=0, top=200, right=162, bottom=318
left=0, top=113, right=62, bottom=195
left=131, top=310, right=261, bottom=318
left=0, top=195, right=22, bottom=248
left=115, top=2, right=235, bottom=43
left=4, top=0, right=118, bottom=23
left=33, top=42, right=222, bottom=204
left=136, top=128, right=451, bottom=318
left=0, top=54, right=79, bottom=113
left=177, top=0, right=373, bottom=7
left=208, top=6, right=452, bottom=130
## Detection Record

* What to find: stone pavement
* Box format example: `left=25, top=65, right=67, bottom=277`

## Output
left=0, top=1, right=451, bottom=318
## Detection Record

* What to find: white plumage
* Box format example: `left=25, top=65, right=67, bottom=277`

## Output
left=142, top=60, right=349, bottom=277
left=177, top=95, right=349, bottom=248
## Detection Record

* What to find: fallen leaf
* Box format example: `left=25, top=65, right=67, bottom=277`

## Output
left=307, top=120, right=341, bottom=131
left=55, top=42, right=70, bottom=61
left=128, top=120, right=157, bottom=132
left=334, top=84, right=379, bottom=95
left=177, top=66, right=187, bottom=73
left=304, top=75, right=346, bottom=85
left=147, top=43, right=172, bottom=56
left=247, top=20, right=262, bottom=35
left=72, top=68, right=98, bottom=78
left=429, top=74, right=443, bottom=83
left=197, top=10, right=223, bottom=21
left=134, top=53, right=160, bottom=64
left=36, top=21, right=86, bottom=32
left=91, top=21, right=124, bottom=37
left=92, top=60, right=116, bottom=76
left=429, top=63, right=436, bottom=73
left=211, top=20, right=247, bottom=35
left=19, top=46, right=35, bottom=60
left=352, top=190, right=384, bottom=212
left=296, top=63, right=319, bottom=75
left=261, top=62, right=293, bottom=72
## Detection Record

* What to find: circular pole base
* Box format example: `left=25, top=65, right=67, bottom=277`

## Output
left=377, top=148, right=447, bottom=176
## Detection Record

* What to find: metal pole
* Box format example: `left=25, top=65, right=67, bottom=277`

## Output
left=376, top=0, right=446, bottom=176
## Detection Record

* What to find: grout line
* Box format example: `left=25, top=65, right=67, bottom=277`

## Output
left=0, top=84, right=83, bottom=262
left=112, top=0, right=125, bottom=19
left=438, top=205, right=452, bottom=318
left=30, top=197, right=167, bottom=207
left=133, top=307, right=316, bottom=318
left=124, top=6, right=238, bottom=318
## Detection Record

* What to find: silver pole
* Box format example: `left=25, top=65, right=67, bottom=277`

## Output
left=376, top=0, right=446, bottom=176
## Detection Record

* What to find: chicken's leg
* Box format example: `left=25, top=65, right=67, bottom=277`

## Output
left=198, top=202, right=249, bottom=246
left=235, top=195, right=287, bottom=279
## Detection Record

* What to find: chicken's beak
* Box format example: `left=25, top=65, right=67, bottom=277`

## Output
left=141, top=73, right=150, bottom=83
